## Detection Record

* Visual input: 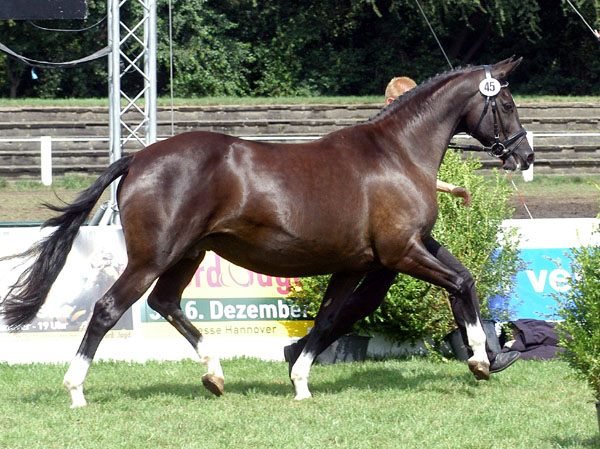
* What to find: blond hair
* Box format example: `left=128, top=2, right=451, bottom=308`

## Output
left=384, top=76, right=417, bottom=100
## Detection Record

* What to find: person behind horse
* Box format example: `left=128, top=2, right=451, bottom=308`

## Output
left=285, top=76, right=520, bottom=374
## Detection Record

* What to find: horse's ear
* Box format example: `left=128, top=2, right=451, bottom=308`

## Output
left=491, top=56, right=522, bottom=79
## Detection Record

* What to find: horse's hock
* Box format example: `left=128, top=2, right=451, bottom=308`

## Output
left=0, top=102, right=598, bottom=178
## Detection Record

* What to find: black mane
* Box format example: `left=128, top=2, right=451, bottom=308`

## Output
left=368, top=64, right=480, bottom=123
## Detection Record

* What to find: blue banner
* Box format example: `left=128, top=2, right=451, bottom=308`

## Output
left=511, top=248, right=573, bottom=319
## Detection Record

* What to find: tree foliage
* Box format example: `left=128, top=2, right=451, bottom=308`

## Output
left=0, top=0, right=598, bottom=98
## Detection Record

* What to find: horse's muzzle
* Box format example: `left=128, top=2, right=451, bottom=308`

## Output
left=520, top=151, right=535, bottom=171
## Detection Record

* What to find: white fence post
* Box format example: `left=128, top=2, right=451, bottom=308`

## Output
left=40, top=136, right=52, bottom=186
left=522, top=131, right=534, bottom=182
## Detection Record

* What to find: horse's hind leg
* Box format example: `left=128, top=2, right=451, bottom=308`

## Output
left=285, top=268, right=396, bottom=372
left=290, top=271, right=364, bottom=400
left=146, top=252, right=224, bottom=396
left=63, top=265, right=159, bottom=407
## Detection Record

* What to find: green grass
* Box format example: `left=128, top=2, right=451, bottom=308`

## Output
left=0, top=96, right=382, bottom=107
left=503, top=174, right=600, bottom=197
left=0, top=95, right=598, bottom=108
left=0, top=174, right=98, bottom=191
left=0, top=358, right=597, bottom=449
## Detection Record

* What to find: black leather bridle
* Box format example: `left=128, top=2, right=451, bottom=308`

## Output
left=449, top=65, right=528, bottom=159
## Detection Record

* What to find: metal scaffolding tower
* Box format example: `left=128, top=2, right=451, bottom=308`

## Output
left=93, top=0, right=157, bottom=225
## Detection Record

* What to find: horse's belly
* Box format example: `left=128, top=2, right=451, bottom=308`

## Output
left=204, top=233, right=374, bottom=278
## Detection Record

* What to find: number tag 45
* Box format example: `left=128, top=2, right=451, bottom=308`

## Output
left=479, top=77, right=501, bottom=97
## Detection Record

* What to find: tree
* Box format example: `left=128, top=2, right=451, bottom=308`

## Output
left=0, top=0, right=598, bottom=97
left=156, top=0, right=253, bottom=97
left=0, top=0, right=108, bottom=98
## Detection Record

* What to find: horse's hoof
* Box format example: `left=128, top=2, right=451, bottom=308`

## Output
left=468, top=360, right=490, bottom=381
left=202, top=373, right=224, bottom=396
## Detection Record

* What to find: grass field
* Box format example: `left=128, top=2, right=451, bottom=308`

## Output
left=0, top=358, right=597, bottom=449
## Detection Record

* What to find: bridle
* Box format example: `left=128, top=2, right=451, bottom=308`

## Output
left=449, top=65, right=528, bottom=159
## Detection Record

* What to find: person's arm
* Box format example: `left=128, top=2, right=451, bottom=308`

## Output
left=436, top=179, right=471, bottom=206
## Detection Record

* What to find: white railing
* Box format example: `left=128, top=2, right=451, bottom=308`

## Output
left=1, top=132, right=599, bottom=185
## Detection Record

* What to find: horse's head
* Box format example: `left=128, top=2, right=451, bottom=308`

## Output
left=462, top=57, right=534, bottom=171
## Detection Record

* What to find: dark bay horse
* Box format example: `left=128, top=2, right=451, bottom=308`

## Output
left=1, top=57, right=533, bottom=407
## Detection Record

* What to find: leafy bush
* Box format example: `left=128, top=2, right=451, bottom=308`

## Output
left=555, top=240, right=600, bottom=402
left=290, top=149, right=524, bottom=342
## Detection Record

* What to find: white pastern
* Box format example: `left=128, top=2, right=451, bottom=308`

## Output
left=290, top=352, right=313, bottom=400
left=63, top=355, right=92, bottom=408
left=196, top=344, right=224, bottom=381
left=465, top=322, right=489, bottom=365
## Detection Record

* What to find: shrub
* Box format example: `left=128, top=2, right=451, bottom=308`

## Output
left=555, top=240, right=600, bottom=402
left=290, top=149, right=524, bottom=342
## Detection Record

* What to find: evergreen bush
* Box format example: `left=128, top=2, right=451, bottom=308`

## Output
left=555, top=237, right=600, bottom=402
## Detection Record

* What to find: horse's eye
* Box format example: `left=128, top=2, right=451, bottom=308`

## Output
left=502, top=102, right=514, bottom=113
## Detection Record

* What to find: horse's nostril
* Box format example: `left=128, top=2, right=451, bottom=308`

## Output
left=526, top=153, right=535, bottom=164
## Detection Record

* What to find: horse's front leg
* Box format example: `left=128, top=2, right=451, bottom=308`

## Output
left=289, top=272, right=364, bottom=400
left=388, top=235, right=496, bottom=381
left=284, top=268, right=396, bottom=375
left=421, top=237, right=520, bottom=377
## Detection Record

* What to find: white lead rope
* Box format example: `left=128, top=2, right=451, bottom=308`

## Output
left=565, top=0, right=600, bottom=39
left=506, top=171, right=534, bottom=219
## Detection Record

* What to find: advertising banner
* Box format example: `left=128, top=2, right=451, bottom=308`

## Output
left=139, top=251, right=312, bottom=338
left=0, top=218, right=598, bottom=363
left=503, top=218, right=600, bottom=319
left=0, top=226, right=130, bottom=334
left=0, top=227, right=311, bottom=340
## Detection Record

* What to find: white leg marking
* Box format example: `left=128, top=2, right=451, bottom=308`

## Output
left=196, top=343, right=224, bottom=380
left=465, top=322, right=489, bottom=366
left=63, top=355, right=91, bottom=408
left=290, top=352, right=313, bottom=400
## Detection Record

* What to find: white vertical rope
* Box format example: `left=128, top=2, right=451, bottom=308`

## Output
left=168, top=0, right=175, bottom=137
left=565, top=0, right=600, bottom=38
left=413, top=0, right=453, bottom=70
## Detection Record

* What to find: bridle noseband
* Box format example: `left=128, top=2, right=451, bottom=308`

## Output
left=449, top=65, right=527, bottom=159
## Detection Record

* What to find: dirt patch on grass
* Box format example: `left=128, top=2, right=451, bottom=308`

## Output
left=0, top=190, right=110, bottom=223
left=510, top=194, right=599, bottom=219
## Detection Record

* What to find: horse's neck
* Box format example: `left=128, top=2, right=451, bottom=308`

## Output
left=381, top=76, right=473, bottom=173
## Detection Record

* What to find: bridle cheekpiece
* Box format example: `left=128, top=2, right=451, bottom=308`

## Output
left=449, top=65, right=528, bottom=160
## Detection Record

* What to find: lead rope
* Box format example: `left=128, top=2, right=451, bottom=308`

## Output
left=415, top=1, right=533, bottom=218
left=505, top=171, right=534, bottom=219
left=414, top=0, right=454, bottom=70
left=565, top=0, right=600, bottom=40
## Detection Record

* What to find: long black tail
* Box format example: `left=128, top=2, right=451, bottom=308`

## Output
left=0, top=155, right=133, bottom=331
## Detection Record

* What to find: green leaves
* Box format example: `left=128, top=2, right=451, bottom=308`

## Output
left=1, top=0, right=599, bottom=97
left=555, top=243, right=600, bottom=401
